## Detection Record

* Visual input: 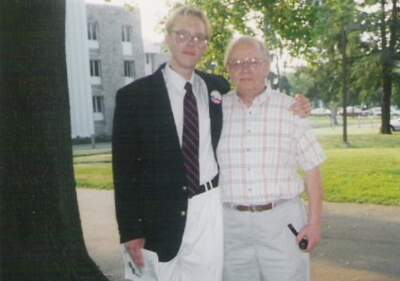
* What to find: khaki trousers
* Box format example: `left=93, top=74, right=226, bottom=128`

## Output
left=223, top=198, right=310, bottom=281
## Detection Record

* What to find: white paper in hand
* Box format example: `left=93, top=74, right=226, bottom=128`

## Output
left=122, top=246, right=160, bottom=281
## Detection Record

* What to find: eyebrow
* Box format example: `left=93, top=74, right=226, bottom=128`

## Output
left=229, top=57, right=264, bottom=61
left=175, top=29, right=207, bottom=36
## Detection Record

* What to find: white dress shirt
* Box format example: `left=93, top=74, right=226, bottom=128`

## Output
left=162, top=64, right=218, bottom=185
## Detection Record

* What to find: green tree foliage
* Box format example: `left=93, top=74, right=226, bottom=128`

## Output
left=187, top=0, right=318, bottom=75
left=187, top=0, right=399, bottom=134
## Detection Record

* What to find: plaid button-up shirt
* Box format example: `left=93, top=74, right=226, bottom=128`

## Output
left=217, top=86, right=325, bottom=205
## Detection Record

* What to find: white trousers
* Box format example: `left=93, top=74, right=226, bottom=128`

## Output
left=223, top=198, right=310, bottom=281
left=126, top=187, right=224, bottom=281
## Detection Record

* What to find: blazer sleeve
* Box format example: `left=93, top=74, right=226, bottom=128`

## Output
left=216, top=74, right=230, bottom=95
left=112, top=87, right=144, bottom=243
left=197, top=71, right=230, bottom=94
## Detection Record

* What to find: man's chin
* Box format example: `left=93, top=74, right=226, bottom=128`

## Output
left=238, top=86, right=264, bottom=94
left=237, top=85, right=254, bottom=92
left=182, top=62, right=198, bottom=71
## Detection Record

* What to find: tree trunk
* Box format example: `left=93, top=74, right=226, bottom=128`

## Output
left=329, top=103, right=339, bottom=127
left=339, top=29, right=350, bottom=146
left=380, top=0, right=398, bottom=134
left=0, top=1, right=109, bottom=280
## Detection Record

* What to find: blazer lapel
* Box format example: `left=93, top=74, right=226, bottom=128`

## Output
left=204, top=82, right=223, bottom=152
left=150, top=66, right=185, bottom=176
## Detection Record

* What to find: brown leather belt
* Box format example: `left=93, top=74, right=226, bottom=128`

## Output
left=234, top=203, right=273, bottom=212
left=224, top=199, right=292, bottom=212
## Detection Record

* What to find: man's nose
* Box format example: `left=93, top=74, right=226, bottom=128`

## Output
left=240, top=63, right=252, bottom=73
left=186, top=36, right=196, bottom=46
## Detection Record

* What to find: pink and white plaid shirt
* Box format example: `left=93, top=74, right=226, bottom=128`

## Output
left=217, top=86, right=325, bottom=205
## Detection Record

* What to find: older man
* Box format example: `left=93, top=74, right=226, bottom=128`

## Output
left=218, top=36, right=325, bottom=281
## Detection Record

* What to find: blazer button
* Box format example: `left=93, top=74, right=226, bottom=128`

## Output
left=180, top=211, right=186, bottom=216
left=182, top=186, right=187, bottom=191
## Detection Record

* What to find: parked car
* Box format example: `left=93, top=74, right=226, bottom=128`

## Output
left=338, top=106, right=363, bottom=116
left=311, top=108, right=331, bottom=116
left=390, top=118, right=400, bottom=132
left=360, top=108, right=372, bottom=116
left=370, top=107, right=382, bottom=116
left=391, top=106, right=400, bottom=116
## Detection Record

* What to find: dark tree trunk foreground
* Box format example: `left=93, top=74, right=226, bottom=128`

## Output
left=0, top=1, right=109, bottom=280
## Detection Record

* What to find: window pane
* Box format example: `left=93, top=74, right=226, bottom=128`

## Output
left=123, top=60, right=135, bottom=77
left=122, top=25, right=132, bottom=42
left=95, top=61, right=98, bottom=76
left=92, top=96, right=96, bottom=112
left=90, top=60, right=101, bottom=77
left=127, top=26, right=131, bottom=41
left=93, top=23, right=97, bottom=40
left=92, top=96, right=104, bottom=113
left=90, top=60, right=94, bottom=76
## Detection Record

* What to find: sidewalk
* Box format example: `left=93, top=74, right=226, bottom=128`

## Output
left=77, top=189, right=400, bottom=281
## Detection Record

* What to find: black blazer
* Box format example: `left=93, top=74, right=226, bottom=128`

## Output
left=112, top=64, right=230, bottom=262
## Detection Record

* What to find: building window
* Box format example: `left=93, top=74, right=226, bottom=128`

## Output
left=90, top=60, right=101, bottom=77
left=88, top=22, right=98, bottom=40
left=124, top=60, right=136, bottom=78
left=122, top=25, right=132, bottom=42
left=92, top=96, right=104, bottom=113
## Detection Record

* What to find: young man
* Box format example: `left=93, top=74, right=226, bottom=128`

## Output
left=113, top=6, right=228, bottom=281
left=218, top=36, right=325, bottom=281
left=112, top=6, right=310, bottom=281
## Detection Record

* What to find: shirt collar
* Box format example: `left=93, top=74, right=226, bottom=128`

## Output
left=235, top=82, right=272, bottom=107
left=165, top=62, right=195, bottom=91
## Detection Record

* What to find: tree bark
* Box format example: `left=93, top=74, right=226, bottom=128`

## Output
left=0, top=1, right=109, bottom=280
left=380, top=0, right=398, bottom=134
left=339, top=29, right=350, bottom=146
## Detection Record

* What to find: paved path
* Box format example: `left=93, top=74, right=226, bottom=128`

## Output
left=77, top=189, right=400, bottom=281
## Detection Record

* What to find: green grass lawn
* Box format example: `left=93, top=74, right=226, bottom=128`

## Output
left=322, top=148, right=400, bottom=205
left=317, top=133, right=400, bottom=149
left=74, top=133, right=400, bottom=205
left=74, top=154, right=111, bottom=164
left=74, top=163, right=112, bottom=190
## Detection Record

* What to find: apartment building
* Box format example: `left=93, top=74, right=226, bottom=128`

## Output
left=86, top=3, right=146, bottom=136
left=67, top=1, right=168, bottom=139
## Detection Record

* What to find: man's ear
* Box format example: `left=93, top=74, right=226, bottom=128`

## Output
left=199, top=44, right=208, bottom=57
left=164, top=34, right=171, bottom=49
left=264, top=61, right=271, bottom=76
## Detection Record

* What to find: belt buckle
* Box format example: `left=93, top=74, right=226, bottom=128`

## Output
left=249, top=205, right=256, bottom=212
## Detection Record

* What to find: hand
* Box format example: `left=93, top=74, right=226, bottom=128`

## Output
left=290, top=94, right=311, bottom=118
left=125, top=238, right=146, bottom=268
left=297, top=223, right=321, bottom=252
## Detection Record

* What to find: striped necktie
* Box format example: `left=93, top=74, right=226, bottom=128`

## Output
left=182, top=82, right=200, bottom=197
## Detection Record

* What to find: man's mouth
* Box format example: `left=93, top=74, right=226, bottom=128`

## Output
left=183, top=50, right=196, bottom=56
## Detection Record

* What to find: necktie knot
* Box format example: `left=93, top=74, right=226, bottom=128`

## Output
left=184, top=82, right=193, bottom=92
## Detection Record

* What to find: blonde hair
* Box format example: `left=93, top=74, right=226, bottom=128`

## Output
left=165, top=5, right=212, bottom=39
left=224, top=36, right=271, bottom=66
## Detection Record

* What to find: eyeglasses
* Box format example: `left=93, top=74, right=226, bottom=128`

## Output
left=171, top=30, right=208, bottom=48
left=227, top=57, right=266, bottom=72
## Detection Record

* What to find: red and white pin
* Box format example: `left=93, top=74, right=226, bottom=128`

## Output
left=210, top=90, right=222, bottom=104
